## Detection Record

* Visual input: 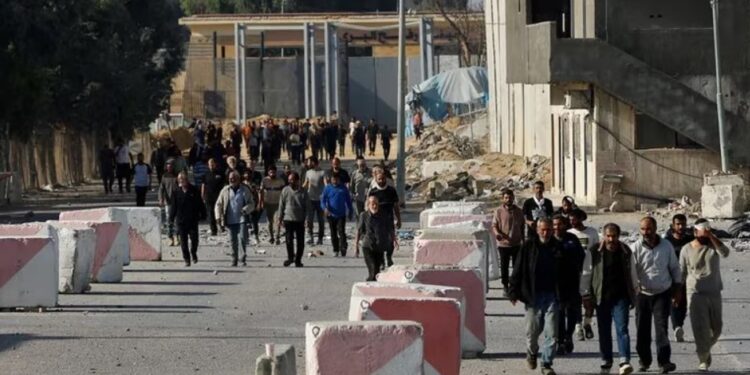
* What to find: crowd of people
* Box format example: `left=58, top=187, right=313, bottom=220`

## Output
left=494, top=181, right=730, bottom=375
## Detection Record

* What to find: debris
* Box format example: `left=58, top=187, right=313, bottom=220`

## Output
left=301, top=304, right=309, bottom=311
left=213, top=270, right=219, bottom=275
left=255, top=249, right=267, bottom=255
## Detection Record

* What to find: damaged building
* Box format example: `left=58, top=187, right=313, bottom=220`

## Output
left=484, top=0, right=750, bottom=211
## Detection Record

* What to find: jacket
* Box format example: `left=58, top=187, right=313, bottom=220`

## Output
left=492, top=204, right=525, bottom=247
left=556, top=232, right=586, bottom=304
left=214, top=184, right=255, bottom=226
left=169, top=184, right=206, bottom=226
left=159, top=173, right=177, bottom=203
left=508, top=237, right=579, bottom=305
left=580, top=242, right=639, bottom=306
left=321, top=183, right=353, bottom=218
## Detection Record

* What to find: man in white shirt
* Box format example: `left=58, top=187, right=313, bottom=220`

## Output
left=114, top=138, right=133, bottom=194
left=568, top=208, right=599, bottom=341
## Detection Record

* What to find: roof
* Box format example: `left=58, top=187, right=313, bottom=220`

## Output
left=179, top=11, right=483, bottom=26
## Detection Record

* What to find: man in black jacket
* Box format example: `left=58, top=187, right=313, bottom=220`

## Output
left=169, top=172, right=206, bottom=266
left=509, top=218, right=575, bottom=375
left=522, top=180, right=554, bottom=238
left=551, top=215, right=585, bottom=356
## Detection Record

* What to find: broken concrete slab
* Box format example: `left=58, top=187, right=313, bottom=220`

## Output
left=702, top=173, right=747, bottom=219
left=254, top=344, right=296, bottom=375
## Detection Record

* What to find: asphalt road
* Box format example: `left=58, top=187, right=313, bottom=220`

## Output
left=1, top=183, right=750, bottom=374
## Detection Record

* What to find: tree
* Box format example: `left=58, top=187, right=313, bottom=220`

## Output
left=413, top=0, right=485, bottom=67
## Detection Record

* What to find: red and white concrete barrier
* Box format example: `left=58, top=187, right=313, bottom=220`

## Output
left=0, top=223, right=95, bottom=294
left=306, top=321, right=424, bottom=375
left=59, top=207, right=133, bottom=264
left=378, top=265, right=486, bottom=355
left=51, top=221, right=125, bottom=283
left=419, top=206, right=484, bottom=229
left=427, top=220, right=500, bottom=281
left=431, top=201, right=485, bottom=210
left=413, top=238, right=487, bottom=287
left=0, top=237, right=58, bottom=308
left=349, top=282, right=474, bottom=358
left=120, top=207, right=162, bottom=261
left=350, top=297, right=462, bottom=375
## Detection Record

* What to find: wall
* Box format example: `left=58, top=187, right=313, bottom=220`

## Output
left=593, top=88, right=722, bottom=211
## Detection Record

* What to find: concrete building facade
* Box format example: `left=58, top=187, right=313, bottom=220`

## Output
left=485, top=0, right=750, bottom=211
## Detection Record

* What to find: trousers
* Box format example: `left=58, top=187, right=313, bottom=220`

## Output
left=688, top=292, right=722, bottom=363
left=284, top=221, right=305, bottom=263
left=636, top=290, right=672, bottom=367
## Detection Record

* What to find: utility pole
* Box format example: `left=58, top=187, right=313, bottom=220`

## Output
left=711, top=0, right=728, bottom=172
left=395, top=0, right=407, bottom=202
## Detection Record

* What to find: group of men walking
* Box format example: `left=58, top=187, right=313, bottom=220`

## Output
left=495, top=181, right=730, bottom=374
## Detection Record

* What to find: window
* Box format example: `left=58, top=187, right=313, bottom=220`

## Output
left=562, top=116, right=570, bottom=158
left=584, top=116, right=593, bottom=161
left=573, top=114, right=582, bottom=160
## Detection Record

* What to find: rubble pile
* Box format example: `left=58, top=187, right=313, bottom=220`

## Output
left=405, top=122, right=551, bottom=202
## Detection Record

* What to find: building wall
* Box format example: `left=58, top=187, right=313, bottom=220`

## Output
left=593, top=89, right=721, bottom=211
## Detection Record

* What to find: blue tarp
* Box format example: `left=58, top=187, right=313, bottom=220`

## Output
left=405, top=67, right=489, bottom=135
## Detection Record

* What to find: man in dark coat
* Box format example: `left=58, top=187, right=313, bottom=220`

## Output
left=170, top=171, right=206, bottom=266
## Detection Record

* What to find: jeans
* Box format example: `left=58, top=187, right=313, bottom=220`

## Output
left=597, top=298, right=632, bottom=365
left=498, top=246, right=520, bottom=289
left=163, top=205, right=175, bottom=237
left=363, top=245, right=387, bottom=281
left=177, top=222, right=199, bottom=262
left=558, top=295, right=582, bottom=346
left=135, top=186, right=148, bottom=206
left=383, top=146, right=391, bottom=161
left=368, top=138, right=376, bottom=154
left=671, top=284, right=687, bottom=329
left=249, top=210, right=262, bottom=239
left=102, top=172, right=114, bottom=194
left=284, top=221, right=305, bottom=263
left=328, top=216, right=347, bottom=255
left=227, top=222, right=249, bottom=263
left=307, top=200, right=325, bottom=243
left=525, top=291, right=559, bottom=366
left=636, top=291, right=672, bottom=367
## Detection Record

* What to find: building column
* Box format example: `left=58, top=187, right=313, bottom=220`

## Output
left=324, top=22, right=331, bottom=121
left=332, top=25, right=340, bottom=116
left=239, top=24, right=247, bottom=126
left=425, top=18, right=435, bottom=77
left=303, top=22, right=310, bottom=119
left=310, top=23, right=317, bottom=118
left=234, top=23, right=242, bottom=124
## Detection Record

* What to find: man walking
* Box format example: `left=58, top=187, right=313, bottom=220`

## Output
left=114, top=138, right=133, bottom=194
left=303, top=157, right=326, bottom=245
left=366, top=119, right=379, bottom=157
left=201, top=159, right=225, bottom=236
left=367, top=170, right=401, bottom=267
left=278, top=171, right=308, bottom=267
left=580, top=223, right=637, bottom=375
left=350, top=156, right=372, bottom=223
left=632, top=217, right=681, bottom=374
left=355, top=196, right=395, bottom=281
left=215, top=171, right=255, bottom=267
left=133, top=153, right=152, bottom=207
left=680, top=219, right=730, bottom=372
left=509, top=219, right=570, bottom=375
left=568, top=209, right=599, bottom=341
left=663, top=214, right=694, bottom=342
left=99, top=143, right=115, bottom=194
left=260, top=165, right=286, bottom=245
left=169, top=172, right=206, bottom=267
left=381, top=125, right=393, bottom=161
left=522, top=181, right=554, bottom=238
left=321, top=173, right=353, bottom=257
left=551, top=215, right=585, bottom=355
left=325, top=157, right=351, bottom=187
left=492, top=188, right=525, bottom=294
left=159, top=162, right=178, bottom=246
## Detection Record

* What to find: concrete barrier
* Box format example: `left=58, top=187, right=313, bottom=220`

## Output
left=350, top=297, right=461, bottom=375
left=0, top=237, right=58, bottom=308
left=306, top=321, right=424, bottom=375
left=120, top=207, right=162, bottom=261
left=413, top=239, right=487, bottom=288
left=431, top=201, right=485, bottom=210
left=349, top=282, right=475, bottom=358
left=419, top=206, right=483, bottom=229
left=255, top=344, right=296, bottom=375
left=427, top=219, right=500, bottom=282
left=378, top=265, right=486, bottom=355
left=52, top=221, right=125, bottom=283
left=59, top=207, right=131, bottom=265
left=0, top=223, right=95, bottom=294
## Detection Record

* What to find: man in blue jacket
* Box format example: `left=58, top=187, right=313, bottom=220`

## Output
left=321, top=172, right=353, bottom=257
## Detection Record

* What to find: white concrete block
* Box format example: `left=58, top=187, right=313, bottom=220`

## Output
left=419, top=206, right=484, bottom=228
left=52, top=221, right=125, bottom=283
left=0, top=237, right=58, bottom=308
left=255, top=344, right=296, bottom=375
left=427, top=219, right=500, bottom=281
left=59, top=208, right=131, bottom=265
left=702, top=184, right=746, bottom=219
left=120, top=207, right=162, bottom=261
left=306, top=321, right=424, bottom=375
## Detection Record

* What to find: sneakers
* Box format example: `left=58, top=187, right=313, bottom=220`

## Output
left=600, top=362, right=612, bottom=373
left=659, top=362, right=676, bottom=374
left=526, top=354, right=538, bottom=370
left=619, top=363, right=633, bottom=375
left=674, top=326, right=685, bottom=342
left=584, top=323, right=595, bottom=339
left=192, top=254, right=198, bottom=264
left=295, top=262, right=304, bottom=268
left=283, top=260, right=293, bottom=267
left=184, top=260, right=191, bottom=267
left=698, top=362, right=708, bottom=372
left=541, top=364, right=556, bottom=375
left=638, top=361, right=650, bottom=372
left=574, top=324, right=585, bottom=341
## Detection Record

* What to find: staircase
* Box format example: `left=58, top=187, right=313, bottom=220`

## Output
left=550, top=38, right=750, bottom=165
